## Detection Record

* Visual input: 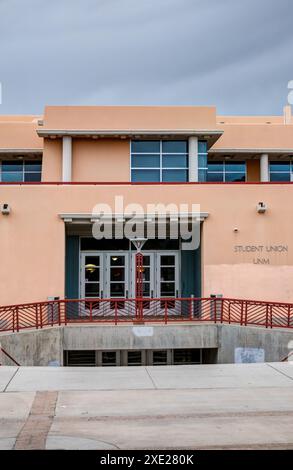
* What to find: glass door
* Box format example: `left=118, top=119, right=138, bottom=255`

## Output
left=80, top=253, right=103, bottom=316
left=81, top=253, right=103, bottom=298
left=157, top=253, right=180, bottom=314
left=105, top=253, right=129, bottom=299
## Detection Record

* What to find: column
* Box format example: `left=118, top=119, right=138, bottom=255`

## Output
left=62, top=136, right=72, bottom=182
left=260, top=153, right=269, bottom=182
left=188, top=136, right=198, bottom=182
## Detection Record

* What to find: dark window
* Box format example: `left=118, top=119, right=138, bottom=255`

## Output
left=131, top=140, right=188, bottom=182
left=1, top=160, right=42, bottom=182
left=270, top=161, right=291, bottom=182
left=153, top=350, right=168, bottom=365
left=132, top=169, right=160, bottom=182
left=102, top=351, right=117, bottom=366
left=131, top=140, right=160, bottom=153
left=173, top=349, right=201, bottom=365
left=127, top=351, right=142, bottom=366
left=207, top=161, right=246, bottom=182
left=162, top=140, right=188, bottom=153
left=65, top=350, right=96, bottom=367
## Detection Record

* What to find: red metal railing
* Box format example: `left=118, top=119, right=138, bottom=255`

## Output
left=0, top=297, right=293, bottom=333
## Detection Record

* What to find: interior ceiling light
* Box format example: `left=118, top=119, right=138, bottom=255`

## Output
left=85, top=264, right=98, bottom=273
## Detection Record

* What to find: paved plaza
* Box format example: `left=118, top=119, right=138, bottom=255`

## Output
left=0, top=362, right=293, bottom=449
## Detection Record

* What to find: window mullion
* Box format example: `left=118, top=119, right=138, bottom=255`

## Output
left=160, top=140, right=163, bottom=182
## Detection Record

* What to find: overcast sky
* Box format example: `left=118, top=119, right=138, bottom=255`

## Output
left=0, top=0, right=292, bottom=115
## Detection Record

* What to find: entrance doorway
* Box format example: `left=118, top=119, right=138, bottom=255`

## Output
left=80, top=251, right=180, bottom=301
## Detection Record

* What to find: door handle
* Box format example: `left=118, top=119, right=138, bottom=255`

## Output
left=176, top=290, right=179, bottom=298
left=151, top=290, right=154, bottom=298
left=126, top=290, right=129, bottom=298
left=100, top=290, right=104, bottom=299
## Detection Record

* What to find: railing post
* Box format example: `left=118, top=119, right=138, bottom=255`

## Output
left=164, top=300, right=168, bottom=324
left=244, top=301, right=248, bottom=326
left=90, top=301, right=93, bottom=322
left=16, top=306, right=19, bottom=332
left=228, top=301, right=231, bottom=324
left=213, top=299, right=217, bottom=323
left=189, top=298, right=193, bottom=321
left=40, top=304, right=43, bottom=329
left=12, top=310, right=15, bottom=333
left=36, top=304, right=39, bottom=329
left=115, top=301, right=118, bottom=325
left=220, top=299, right=224, bottom=324
left=265, top=305, right=269, bottom=328
left=58, top=301, right=61, bottom=326
left=64, top=301, right=67, bottom=326
left=240, top=301, right=244, bottom=326
left=270, top=305, right=273, bottom=329
left=288, top=305, right=291, bottom=328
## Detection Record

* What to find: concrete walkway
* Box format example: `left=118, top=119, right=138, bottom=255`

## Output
left=0, top=363, right=293, bottom=449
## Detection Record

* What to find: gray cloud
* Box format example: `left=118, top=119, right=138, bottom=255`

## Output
left=0, top=0, right=292, bottom=114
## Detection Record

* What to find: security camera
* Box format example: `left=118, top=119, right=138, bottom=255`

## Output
left=1, top=204, right=11, bottom=215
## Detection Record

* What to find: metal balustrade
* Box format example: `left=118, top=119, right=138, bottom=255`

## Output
left=0, top=297, right=293, bottom=333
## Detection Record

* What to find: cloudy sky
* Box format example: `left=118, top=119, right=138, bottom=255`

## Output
left=0, top=0, right=292, bottom=115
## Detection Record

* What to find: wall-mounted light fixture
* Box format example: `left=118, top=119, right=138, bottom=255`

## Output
left=257, top=202, right=267, bottom=214
left=1, top=203, right=11, bottom=215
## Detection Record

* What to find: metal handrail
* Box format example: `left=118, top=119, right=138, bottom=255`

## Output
left=0, top=347, right=20, bottom=366
left=0, top=297, right=292, bottom=333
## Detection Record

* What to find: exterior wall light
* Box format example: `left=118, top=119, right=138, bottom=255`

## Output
left=1, top=204, right=11, bottom=215
left=257, top=202, right=267, bottom=213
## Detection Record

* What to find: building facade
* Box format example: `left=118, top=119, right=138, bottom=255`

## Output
left=0, top=105, right=293, bottom=307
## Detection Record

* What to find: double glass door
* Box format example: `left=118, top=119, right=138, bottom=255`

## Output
left=81, top=253, right=128, bottom=300
left=81, top=252, right=179, bottom=301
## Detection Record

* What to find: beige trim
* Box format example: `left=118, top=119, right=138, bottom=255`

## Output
left=59, top=212, right=209, bottom=224
left=0, top=148, right=43, bottom=154
left=38, top=129, right=223, bottom=138
left=209, top=148, right=293, bottom=154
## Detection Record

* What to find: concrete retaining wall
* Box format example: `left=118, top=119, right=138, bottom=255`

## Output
left=0, top=323, right=293, bottom=366
left=217, top=324, right=293, bottom=363
left=0, top=327, right=63, bottom=366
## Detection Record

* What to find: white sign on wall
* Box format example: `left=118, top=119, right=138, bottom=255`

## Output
left=132, top=326, right=154, bottom=337
left=235, top=347, right=265, bottom=363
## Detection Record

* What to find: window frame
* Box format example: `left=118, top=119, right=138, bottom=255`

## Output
left=269, top=160, right=293, bottom=182
left=0, top=159, right=42, bottom=182
left=207, top=160, right=246, bottom=182
left=130, top=140, right=189, bottom=183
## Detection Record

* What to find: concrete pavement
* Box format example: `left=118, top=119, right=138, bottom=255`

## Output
left=0, top=363, right=293, bottom=449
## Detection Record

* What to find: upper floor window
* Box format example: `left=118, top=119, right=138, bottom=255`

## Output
left=269, top=161, right=292, bottom=182
left=131, top=140, right=188, bottom=182
left=207, top=161, right=246, bottom=182
left=0, top=160, right=42, bottom=182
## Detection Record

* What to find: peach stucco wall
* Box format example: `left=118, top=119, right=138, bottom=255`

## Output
left=246, top=160, right=260, bottom=182
left=0, top=184, right=293, bottom=305
left=212, top=124, right=293, bottom=150
left=0, top=120, right=42, bottom=149
left=42, top=138, right=130, bottom=181
left=72, top=139, right=130, bottom=182
left=42, top=139, right=62, bottom=181
left=41, top=106, right=218, bottom=131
